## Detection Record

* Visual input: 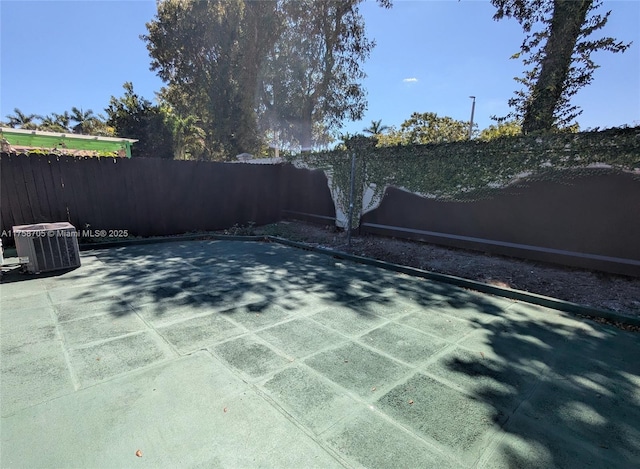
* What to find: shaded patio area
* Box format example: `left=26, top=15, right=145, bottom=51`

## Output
left=1, top=240, right=638, bottom=468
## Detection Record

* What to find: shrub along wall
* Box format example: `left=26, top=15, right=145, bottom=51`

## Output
left=295, top=126, right=640, bottom=214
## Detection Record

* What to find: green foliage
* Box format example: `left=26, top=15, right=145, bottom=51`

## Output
left=374, top=127, right=405, bottom=147
left=144, top=0, right=281, bottom=159
left=37, top=114, right=68, bottom=133
left=11, top=148, right=118, bottom=158
left=20, top=148, right=50, bottom=155
left=492, top=0, right=631, bottom=132
left=257, top=0, right=385, bottom=151
left=70, top=107, right=96, bottom=134
left=362, top=120, right=390, bottom=146
left=4, top=108, right=113, bottom=136
left=37, top=121, right=68, bottom=134
left=105, top=82, right=174, bottom=158
left=294, top=126, right=640, bottom=228
left=163, top=110, right=206, bottom=160
left=399, top=112, right=469, bottom=144
left=478, top=120, right=523, bottom=141
left=144, top=0, right=391, bottom=157
left=363, top=120, right=389, bottom=137
left=375, top=112, right=470, bottom=147
left=4, top=108, right=39, bottom=130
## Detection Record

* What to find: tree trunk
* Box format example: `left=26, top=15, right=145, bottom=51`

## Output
left=522, top=0, right=591, bottom=134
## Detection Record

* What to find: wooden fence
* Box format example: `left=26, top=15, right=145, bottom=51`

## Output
left=2, top=152, right=638, bottom=276
left=360, top=170, right=640, bottom=277
left=0, top=153, right=334, bottom=241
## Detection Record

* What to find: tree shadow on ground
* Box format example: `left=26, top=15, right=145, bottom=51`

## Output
left=440, top=302, right=639, bottom=468
left=30, top=239, right=506, bottom=325
left=7, top=238, right=631, bottom=467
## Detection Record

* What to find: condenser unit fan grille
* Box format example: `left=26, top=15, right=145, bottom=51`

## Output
left=13, top=222, right=81, bottom=273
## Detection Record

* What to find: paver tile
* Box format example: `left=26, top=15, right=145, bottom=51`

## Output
left=359, top=322, right=448, bottom=365
left=480, top=413, right=631, bottom=469
left=257, top=318, right=347, bottom=359
left=133, top=295, right=217, bottom=327
left=213, top=336, right=289, bottom=380
left=157, top=312, right=244, bottom=353
left=423, top=346, right=537, bottom=414
left=2, top=240, right=638, bottom=469
left=1, top=343, right=73, bottom=416
left=351, top=295, right=419, bottom=320
left=377, top=373, right=502, bottom=457
left=219, top=302, right=290, bottom=330
left=1, top=305, right=55, bottom=334
left=0, top=278, right=47, bottom=299
left=399, top=309, right=480, bottom=341
left=1, top=291, right=50, bottom=312
left=1, top=352, right=343, bottom=469
left=515, top=379, right=640, bottom=462
left=54, top=297, right=133, bottom=322
left=68, top=332, right=174, bottom=387
left=59, top=313, right=148, bottom=346
left=305, top=342, right=410, bottom=399
left=1, top=325, right=59, bottom=358
left=262, top=365, right=358, bottom=434
left=311, top=305, right=386, bottom=336
left=325, top=407, right=461, bottom=469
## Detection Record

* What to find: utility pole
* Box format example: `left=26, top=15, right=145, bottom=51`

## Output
left=468, top=96, right=476, bottom=139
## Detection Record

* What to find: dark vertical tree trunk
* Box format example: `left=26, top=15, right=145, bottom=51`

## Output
left=522, top=0, right=592, bottom=133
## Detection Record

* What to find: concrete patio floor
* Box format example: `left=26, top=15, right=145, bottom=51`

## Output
left=1, top=240, right=639, bottom=468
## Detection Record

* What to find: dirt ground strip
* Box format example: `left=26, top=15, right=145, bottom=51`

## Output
left=252, top=221, right=640, bottom=322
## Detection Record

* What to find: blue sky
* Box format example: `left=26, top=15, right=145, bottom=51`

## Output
left=1, top=0, right=638, bottom=138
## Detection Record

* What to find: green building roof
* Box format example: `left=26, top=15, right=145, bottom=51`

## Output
left=0, top=127, right=137, bottom=158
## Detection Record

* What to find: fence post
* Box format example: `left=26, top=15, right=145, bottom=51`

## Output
left=347, top=151, right=356, bottom=248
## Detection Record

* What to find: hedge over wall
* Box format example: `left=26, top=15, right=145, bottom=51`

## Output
left=292, top=126, right=640, bottom=227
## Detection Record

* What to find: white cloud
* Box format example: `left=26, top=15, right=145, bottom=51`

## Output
left=402, top=77, right=418, bottom=83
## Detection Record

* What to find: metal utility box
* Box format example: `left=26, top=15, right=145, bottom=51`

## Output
left=13, top=222, right=81, bottom=273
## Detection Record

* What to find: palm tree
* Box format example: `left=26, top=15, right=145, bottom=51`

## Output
left=53, top=112, right=72, bottom=132
left=5, top=108, right=39, bottom=129
left=363, top=119, right=389, bottom=137
left=70, top=107, right=97, bottom=134
left=39, top=114, right=68, bottom=133
left=336, top=131, right=354, bottom=150
left=166, top=112, right=205, bottom=160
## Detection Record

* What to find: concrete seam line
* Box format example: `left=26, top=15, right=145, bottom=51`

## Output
left=266, top=236, right=640, bottom=328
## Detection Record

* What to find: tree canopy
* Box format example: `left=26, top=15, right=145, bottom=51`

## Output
left=257, top=0, right=389, bottom=151
left=4, top=109, right=39, bottom=130
left=3, top=107, right=113, bottom=136
left=105, top=82, right=174, bottom=158
left=363, top=120, right=390, bottom=137
left=376, top=112, right=470, bottom=147
left=143, top=0, right=284, bottom=159
left=492, top=0, right=631, bottom=133
left=478, top=120, right=523, bottom=141
left=143, top=0, right=391, bottom=159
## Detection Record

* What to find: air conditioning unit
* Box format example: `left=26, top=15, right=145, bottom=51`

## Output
left=13, top=222, right=81, bottom=273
